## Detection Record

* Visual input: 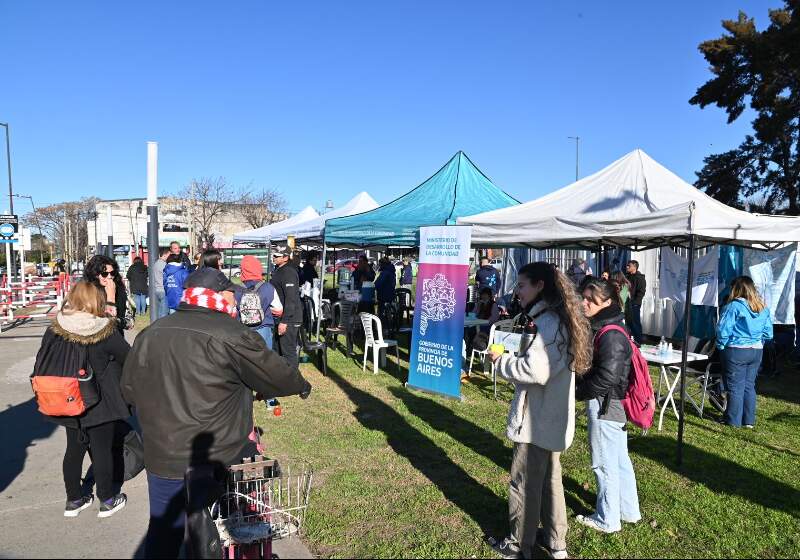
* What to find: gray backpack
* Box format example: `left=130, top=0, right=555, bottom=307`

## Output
left=239, top=281, right=266, bottom=326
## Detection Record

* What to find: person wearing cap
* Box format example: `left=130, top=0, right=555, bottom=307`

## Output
left=121, top=267, right=311, bottom=558
left=235, top=255, right=283, bottom=349
left=269, top=251, right=303, bottom=368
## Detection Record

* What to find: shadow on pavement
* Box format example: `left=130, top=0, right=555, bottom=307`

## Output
left=0, top=397, right=57, bottom=493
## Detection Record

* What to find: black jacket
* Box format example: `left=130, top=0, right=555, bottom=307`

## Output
left=300, top=263, right=318, bottom=286
left=626, top=271, right=647, bottom=306
left=575, top=306, right=631, bottom=402
left=270, top=263, right=303, bottom=325
left=121, top=304, right=310, bottom=479
left=41, top=316, right=131, bottom=429
left=126, top=261, right=149, bottom=295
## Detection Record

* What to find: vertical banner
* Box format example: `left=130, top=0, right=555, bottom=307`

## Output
left=407, top=225, right=472, bottom=399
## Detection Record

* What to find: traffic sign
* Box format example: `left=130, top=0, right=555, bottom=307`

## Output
left=0, top=214, right=19, bottom=244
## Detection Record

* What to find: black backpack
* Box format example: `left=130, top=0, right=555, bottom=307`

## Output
left=30, top=331, right=99, bottom=417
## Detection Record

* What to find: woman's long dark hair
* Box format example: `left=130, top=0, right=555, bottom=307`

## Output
left=583, top=277, right=623, bottom=309
left=84, top=255, right=124, bottom=293
left=518, top=262, right=592, bottom=374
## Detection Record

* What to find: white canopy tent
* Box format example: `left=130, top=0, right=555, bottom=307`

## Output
left=232, top=206, right=320, bottom=243
left=459, top=148, right=800, bottom=465
left=459, top=149, right=800, bottom=251
left=270, top=191, right=379, bottom=242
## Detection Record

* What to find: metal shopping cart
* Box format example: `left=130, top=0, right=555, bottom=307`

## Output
left=211, top=456, right=313, bottom=559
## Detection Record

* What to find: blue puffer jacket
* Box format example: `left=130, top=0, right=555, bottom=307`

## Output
left=375, top=263, right=397, bottom=303
left=164, top=263, right=190, bottom=310
left=716, top=298, right=773, bottom=350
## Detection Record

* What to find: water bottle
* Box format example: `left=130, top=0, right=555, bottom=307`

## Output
left=667, top=342, right=673, bottom=356
left=659, top=336, right=667, bottom=356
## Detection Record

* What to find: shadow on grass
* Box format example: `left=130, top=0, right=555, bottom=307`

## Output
left=690, top=417, right=800, bottom=459
left=757, top=370, right=800, bottom=407
left=326, top=365, right=507, bottom=536
left=629, top=435, right=800, bottom=517
left=387, top=386, right=511, bottom=472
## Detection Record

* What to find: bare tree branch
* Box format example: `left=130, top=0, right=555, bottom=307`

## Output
left=179, top=177, right=235, bottom=248
left=236, top=184, right=288, bottom=229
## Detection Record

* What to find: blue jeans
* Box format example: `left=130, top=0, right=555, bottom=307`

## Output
left=586, top=398, right=641, bottom=532
left=255, top=325, right=274, bottom=350
left=722, top=347, right=762, bottom=427
left=145, top=472, right=186, bottom=559
left=134, top=293, right=147, bottom=315
left=155, top=290, right=169, bottom=319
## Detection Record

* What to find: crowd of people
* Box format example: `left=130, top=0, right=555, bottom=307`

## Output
left=475, top=258, right=772, bottom=558
left=29, top=244, right=775, bottom=559
left=31, top=246, right=313, bottom=557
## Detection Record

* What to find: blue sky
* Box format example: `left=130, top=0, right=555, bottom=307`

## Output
left=0, top=1, right=773, bottom=213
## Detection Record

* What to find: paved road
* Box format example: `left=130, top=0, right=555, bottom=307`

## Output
left=0, top=318, right=312, bottom=559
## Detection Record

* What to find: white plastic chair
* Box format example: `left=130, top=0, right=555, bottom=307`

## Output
left=359, top=312, right=400, bottom=374
left=468, top=322, right=498, bottom=376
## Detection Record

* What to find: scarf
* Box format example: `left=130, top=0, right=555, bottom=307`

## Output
left=181, top=287, right=238, bottom=318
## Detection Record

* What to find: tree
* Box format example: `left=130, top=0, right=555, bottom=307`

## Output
left=690, top=2, right=800, bottom=214
left=179, top=177, right=235, bottom=249
left=21, top=197, right=97, bottom=264
left=237, top=184, right=288, bottom=229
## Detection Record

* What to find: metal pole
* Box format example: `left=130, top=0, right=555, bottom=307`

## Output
left=2, top=124, right=16, bottom=282
left=106, top=204, right=114, bottom=258
left=568, top=135, right=580, bottom=182
left=677, top=234, right=696, bottom=467
left=265, top=238, right=271, bottom=282
left=146, top=142, right=159, bottom=324
left=316, top=237, right=327, bottom=339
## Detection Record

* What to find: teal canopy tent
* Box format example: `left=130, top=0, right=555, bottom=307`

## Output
left=324, top=151, right=519, bottom=247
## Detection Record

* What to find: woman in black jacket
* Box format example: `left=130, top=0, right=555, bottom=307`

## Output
left=126, top=257, right=148, bottom=316
left=35, top=281, right=131, bottom=518
left=575, top=278, right=641, bottom=534
left=84, top=255, right=128, bottom=333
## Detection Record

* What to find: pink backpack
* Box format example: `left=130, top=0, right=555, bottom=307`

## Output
left=594, top=324, right=656, bottom=430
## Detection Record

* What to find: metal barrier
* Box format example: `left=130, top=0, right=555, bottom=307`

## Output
left=0, top=273, right=73, bottom=333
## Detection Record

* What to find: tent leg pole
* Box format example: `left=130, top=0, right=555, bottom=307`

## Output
left=266, top=238, right=271, bottom=283
left=317, top=238, right=327, bottom=340
left=677, top=234, right=696, bottom=468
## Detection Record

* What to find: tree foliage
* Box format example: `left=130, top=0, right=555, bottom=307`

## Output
left=691, top=1, right=800, bottom=214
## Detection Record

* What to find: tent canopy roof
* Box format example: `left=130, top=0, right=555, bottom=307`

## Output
left=324, top=151, right=519, bottom=247
left=458, top=149, right=800, bottom=251
left=233, top=205, right=319, bottom=242
left=271, top=192, right=379, bottom=242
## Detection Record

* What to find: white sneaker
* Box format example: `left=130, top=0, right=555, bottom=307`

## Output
left=575, top=514, right=619, bottom=534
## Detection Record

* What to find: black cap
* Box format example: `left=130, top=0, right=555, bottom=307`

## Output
left=184, top=267, right=237, bottom=293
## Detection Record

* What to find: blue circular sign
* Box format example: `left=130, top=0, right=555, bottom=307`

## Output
left=0, top=223, right=14, bottom=237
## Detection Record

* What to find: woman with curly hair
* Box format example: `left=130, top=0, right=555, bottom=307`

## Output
left=84, top=255, right=128, bottom=333
left=487, top=262, right=592, bottom=560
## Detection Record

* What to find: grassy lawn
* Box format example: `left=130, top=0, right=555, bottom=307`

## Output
left=256, top=338, right=800, bottom=558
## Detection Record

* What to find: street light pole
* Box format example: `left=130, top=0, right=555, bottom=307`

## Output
left=146, top=142, right=160, bottom=324
left=1, top=123, right=16, bottom=281
left=567, top=136, right=580, bottom=182
left=13, top=194, right=45, bottom=268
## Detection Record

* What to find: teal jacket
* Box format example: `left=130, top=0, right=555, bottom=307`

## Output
left=716, top=298, right=773, bottom=350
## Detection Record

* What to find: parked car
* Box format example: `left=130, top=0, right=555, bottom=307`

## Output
left=490, top=257, right=503, bottom=270
left=326, top=259, right=359, bottom=273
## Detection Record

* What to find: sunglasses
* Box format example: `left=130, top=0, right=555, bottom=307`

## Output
left=100, top=270, right=113, bottom=278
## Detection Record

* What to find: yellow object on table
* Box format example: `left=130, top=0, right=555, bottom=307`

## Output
left=490, top=343, right=505, bottom=355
